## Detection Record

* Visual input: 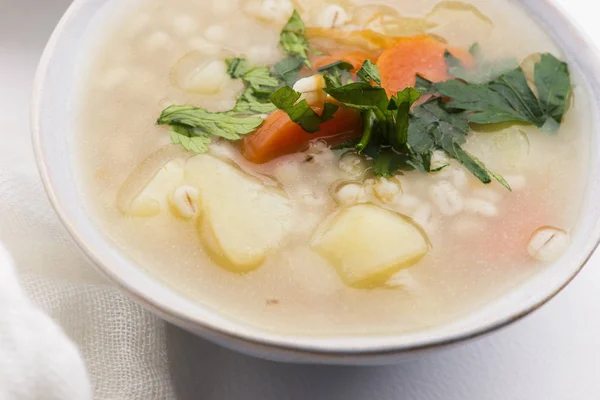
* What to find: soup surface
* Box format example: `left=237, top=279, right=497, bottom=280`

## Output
left=76, top=0, right=590, bottom=336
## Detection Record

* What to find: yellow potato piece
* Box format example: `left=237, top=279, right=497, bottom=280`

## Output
left=311, top=204, right=429, bottom=289
left=186, top=155, right=293, bottom=273
left=128, top=160, right=185, bottom=217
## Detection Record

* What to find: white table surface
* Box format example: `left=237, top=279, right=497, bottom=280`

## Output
left=2, top=0, right=600, bottom=398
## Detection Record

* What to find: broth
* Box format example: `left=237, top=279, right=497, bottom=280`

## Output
left=76, top=0, right=590, bottom=336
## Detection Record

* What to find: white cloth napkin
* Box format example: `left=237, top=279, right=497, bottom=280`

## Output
left=0, top=243, right=91, bottom=400
left=0, top=165, right=176, bottom=398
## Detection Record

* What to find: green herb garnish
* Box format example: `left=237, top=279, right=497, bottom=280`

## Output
left=317, top=60, right=354, bottom=88
left=279, top=10, right=311, bottom=68
left=437, top=53, right=571, bottom=129
left=226, top=58, right=279, bottom=89
left=273, top=55, right=305, bottom=87
left=157, top=105, right=264, bottom=144
left=389, top=87, right=421, bottom=147
left=168, top=124, right=212, bottom=153
left=269, top=86, right=338, bottom=132
left=356, top=60, right=382, bottom=85
left=226, top=57, right=279, bottom=115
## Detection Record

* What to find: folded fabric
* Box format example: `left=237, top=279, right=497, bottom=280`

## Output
left=0, top=242, right=92, bottom=400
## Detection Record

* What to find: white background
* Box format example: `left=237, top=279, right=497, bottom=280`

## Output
left=2, top=0, right=600, bottom=398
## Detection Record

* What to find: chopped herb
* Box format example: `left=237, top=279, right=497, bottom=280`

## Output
left=389, top=88, right=421, bottom=147
left=372, top=150, right=412, bottom=177
left=356, top=109, right=378, bottom=152
left=415, top=75, right=437, bottom=94
left=437, top=53, right=571, bottom=129
left=324, top=82, right=389, bottom=114
left=241, top=67, right=280, bottom=89
left=318, top=60, right=354, bottom=88
left=317, top=60, right=354, bottom=74
left=226, top=57, right=279, bottom=88
left=273, top=55, right=305, bottom=86
left=408, top=99, right=509, bottom=188
left=226, top=58, right=251, bottom=78
left=269, top=86, right=339, bottom=133
left=225, top=57, right=279, bottom=115
left=280, top=10, right=311, bottom=68
left=156, top=106, right=263, bottom=143
left=356, top=60, right=381, bottom=85
left=169, top=124, right=212, bottom=153
left=233, top=87, right=277, bottom=114
left=535, top=53, right=571, bottom=126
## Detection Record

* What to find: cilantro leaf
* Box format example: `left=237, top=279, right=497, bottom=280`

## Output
left=409, top=99, right=470, bottom=153
left=436, top=72, right=542, bottom=125
left=169, top=124, right=212, bottom=153
left=324, top=82, right=389, bottom=113
left=451, top=145, right=510, bottom=190
left=372, top=150, right=412, bottom=177
left=226, top=57, right=251, bottom=78
left=534, top=53, right=571, bottom=126
left=389, top=88, right=421, bottom=147
left=451, top=144, right=491, bottom=184
left=356, top=60, right=381, bottom=85
left=414, top=75, right=437, bottom=95
left=318, top=60, right=354, bottom=88
left=241, top=67, right=280, bottom=89
left=233, top=87, right=277, bottom=114
left=273, top=55, right=305, bottom=86
left=438, top=53, right=571, bottom=129
left=356, top=109, right=378, bottom=152
left=406, top=99, right=509, bottom=188
left=226, top=58, right=279, bottom=89
left=269, top=86, right=338, bottom=132
left=280, top=10, right=311, bottom=68
left=225, top=58, right=279, bottom=115
left=157, top=105, right=264, bottom=141
left=317, top=60, right=353, bottom=74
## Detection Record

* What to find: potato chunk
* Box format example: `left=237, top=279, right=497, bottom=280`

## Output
left=186, top=155, right=292, bottom=272
left=128, top=160, right=185, bottom=217
left=311, top=204, right=429, bottom=288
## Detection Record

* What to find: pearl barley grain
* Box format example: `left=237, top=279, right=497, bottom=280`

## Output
left=204, top=25, right=226, bottom=42
left=527, top=226, right=570, bottom=262
left=173, top=15, right=199, bottom=37
left=98, top=68, right=128, bottom=90
left=429, top=181, right=464, bottom=216
left=144, top=31, right=172, bottom=52
left=334, top=183, right=366, bottom=206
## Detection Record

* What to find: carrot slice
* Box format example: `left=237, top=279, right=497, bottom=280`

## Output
left=242, top=106, right=363, bottom=164
left=312, top=50, right=377, bottom=73
left=377, top=35, right=473, bottom=95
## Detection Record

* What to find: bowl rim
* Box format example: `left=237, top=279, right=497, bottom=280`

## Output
left=31, top=0, right=600, bottom=361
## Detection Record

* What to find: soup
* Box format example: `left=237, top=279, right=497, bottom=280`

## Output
left=76, top=0, right=590, bottom=336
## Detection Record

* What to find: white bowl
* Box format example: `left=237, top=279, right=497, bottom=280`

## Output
left=32, top=0, right=600, bottom=364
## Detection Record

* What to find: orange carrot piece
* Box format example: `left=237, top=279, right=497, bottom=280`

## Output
left=242, top=107, right=363, bottom=164
left=312, top=50, right=377, bottom=73
left=377, top=35, right=473, bottom=95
